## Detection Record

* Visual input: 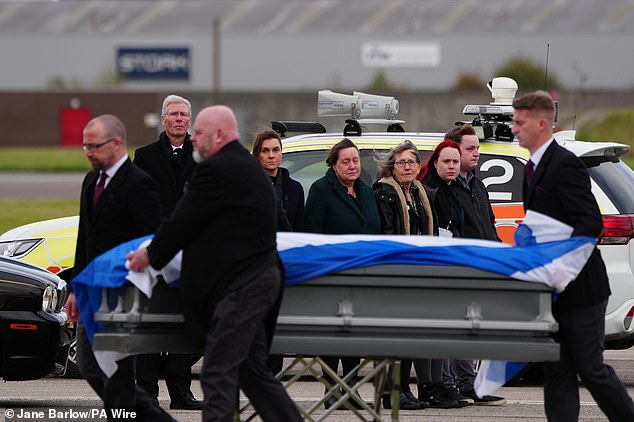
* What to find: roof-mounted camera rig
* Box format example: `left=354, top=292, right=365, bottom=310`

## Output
left=458, top=77, right=518, bottom=142
left=271, top=90, right=404, bottom=137
left=318, top=90, right=404, bottom=136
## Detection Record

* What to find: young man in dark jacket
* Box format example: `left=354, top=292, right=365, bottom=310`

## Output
left=442, top=125, right=505, bottom=406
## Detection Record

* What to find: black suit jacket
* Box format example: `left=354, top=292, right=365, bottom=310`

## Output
left=133, top=132, right=196, bottom=217
left=147, top=141, right=281, bottom=345
left=72, top=158, right=162, bottom=278
left=523, top=141, right=610, bottom=313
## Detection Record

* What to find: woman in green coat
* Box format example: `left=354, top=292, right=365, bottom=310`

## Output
left=304, top=138, right=380, bottom=409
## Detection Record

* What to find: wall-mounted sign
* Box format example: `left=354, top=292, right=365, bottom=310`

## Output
left=117, top=47, right=190, bottom=80
left=362, top=42, right=441, bottom=68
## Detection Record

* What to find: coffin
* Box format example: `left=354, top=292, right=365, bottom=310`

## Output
left=92, top=264, right=559, bottom=362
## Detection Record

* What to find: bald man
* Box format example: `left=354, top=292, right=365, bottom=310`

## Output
left=128, top=106, right=302, bottom=422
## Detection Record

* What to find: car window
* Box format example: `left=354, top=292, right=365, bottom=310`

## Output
left=282, top=151, right=328, bottom=195
left=283, top=149, right=524, bottom=206
left=584, top=159, right=634, bottom=213
left=283, top=149, right=430, bottom=193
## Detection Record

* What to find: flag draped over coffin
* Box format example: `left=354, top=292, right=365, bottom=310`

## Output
left=72, top=210, right=596, bottom=391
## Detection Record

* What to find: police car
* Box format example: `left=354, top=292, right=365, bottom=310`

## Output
left=1, top=78, right=633, bottom=348
left=277, top=79, right=634, bottom=348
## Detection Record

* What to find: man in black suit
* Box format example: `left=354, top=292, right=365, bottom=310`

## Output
left=127, top=105, right=302, bottom=422
left=65, top=114, right=175, bottom=421
left=512, top=91, right=634, bottom=421
left=133, top=94, right=202, bottom=411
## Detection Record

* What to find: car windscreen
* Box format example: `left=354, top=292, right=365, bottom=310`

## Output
left=584, top=158, right=634, bottom=213
left=283, top=149, right=524, bottom=205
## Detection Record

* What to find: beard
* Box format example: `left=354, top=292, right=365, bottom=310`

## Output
left=192, top=149, right=204, bottom=163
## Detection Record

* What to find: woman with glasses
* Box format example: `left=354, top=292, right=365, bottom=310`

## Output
left=373, top=140, right=435, bottom=237
left=373, top=140, right=436, bottom=410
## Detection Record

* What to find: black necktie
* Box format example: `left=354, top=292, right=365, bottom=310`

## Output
left=525, top=159, right=535, bottom=187
left=93, top=172, right=107, bottom=207
left=173, top=148, right=182, bottom=165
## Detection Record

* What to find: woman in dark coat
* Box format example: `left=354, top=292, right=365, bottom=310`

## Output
left=420, top=140, right=464, bottom=238
left=373, top=140, right=436, bottom=410
left=417, top=139, right=471, bottom=408
left=304, top=138, right=380, bottom=409
left=252, top=128, right=305, bottom=375
left=252, top=128, right=304, bottom=232
left=304, top=139, right=380, bottom=235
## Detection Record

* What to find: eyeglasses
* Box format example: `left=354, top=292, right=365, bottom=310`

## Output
left=164, top=111, right=191, bottom=119
left=394, top=160, right=419, bottom=168
left=82, top=138, right=115, bottom=152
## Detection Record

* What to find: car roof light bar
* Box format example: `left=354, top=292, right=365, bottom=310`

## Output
left=463, top=104, right=514, bottom=116
left=271, top=121, right=326, bottom=138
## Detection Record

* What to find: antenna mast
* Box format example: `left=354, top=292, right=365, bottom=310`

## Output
left=544, top=43, right=550, bottom=90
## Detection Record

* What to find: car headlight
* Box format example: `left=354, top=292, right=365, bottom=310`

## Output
left=42, top=285, right=58, bottom=313
left=0, top=239, right=42, bottom=258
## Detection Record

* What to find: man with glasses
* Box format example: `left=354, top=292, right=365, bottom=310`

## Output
left=66, top=115, right=175, bottom=421
left=133, top=95, right=202, bottom=411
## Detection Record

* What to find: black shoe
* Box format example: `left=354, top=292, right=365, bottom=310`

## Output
left=169, top=392, right=203, bottom=410
left=402, top=390, right=429, bottom=409
left=462, top=389, right=506, bottom=406
left=419, top=383, right=470, bottom=409
left=445, top=384, right=474, bottom=406
left=383, top=391, right=428, bottom=410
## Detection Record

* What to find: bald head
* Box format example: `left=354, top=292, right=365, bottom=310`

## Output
left=82, top=114, right=127, bottom=171
left=191, top=105, right=240, bottom=162
left=87, top=114, right=127, bottom=145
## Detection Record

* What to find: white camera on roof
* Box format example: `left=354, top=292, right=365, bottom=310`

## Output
left=487, top=77, right=518, bottom=105
left=317, top=91, right=361, bottom=118
left=353, top=91, right=399, bottom=119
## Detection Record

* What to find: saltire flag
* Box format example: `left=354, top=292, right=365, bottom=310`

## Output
left=474, top=210, right=590, bottom=398
left=72, top=211, right=595, bottom=381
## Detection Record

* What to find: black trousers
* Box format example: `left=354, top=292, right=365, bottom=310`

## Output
left=137, top=352, right=195, bottom=400
left=544, top=300, right=634, bottom=421
left=199, top=267, right=302, bottom=422
left=76, top=324, right=174, bottom=421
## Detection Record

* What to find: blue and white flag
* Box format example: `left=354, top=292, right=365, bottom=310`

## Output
left=72, top=210, right=596, bottom=378
left=473, top=210, right=595, bottom=398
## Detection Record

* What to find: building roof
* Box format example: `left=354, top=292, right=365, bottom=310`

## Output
left=1, top=0, right=633, bottom=36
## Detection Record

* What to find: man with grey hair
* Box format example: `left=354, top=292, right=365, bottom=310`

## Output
left=133, top=94, right=201, bottom=410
